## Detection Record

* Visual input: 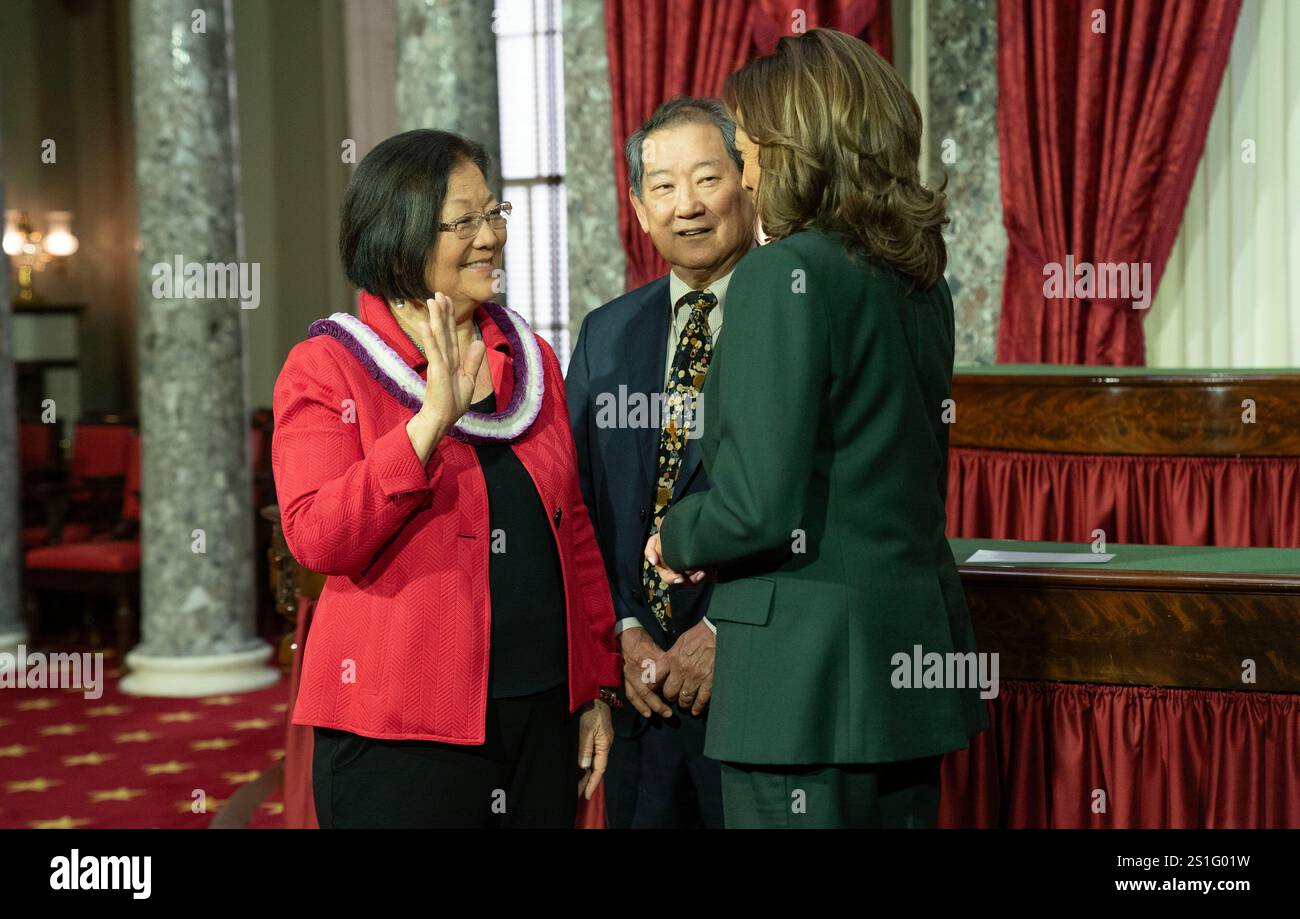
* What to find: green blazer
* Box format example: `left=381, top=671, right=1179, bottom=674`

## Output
left=660, top=228, right=989, bottom=765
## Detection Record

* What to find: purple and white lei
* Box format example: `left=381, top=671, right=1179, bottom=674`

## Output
left=308, top=301, right=545, bottom=445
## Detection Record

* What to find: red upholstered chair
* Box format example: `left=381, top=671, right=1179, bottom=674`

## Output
left=19, top=420, right=60, bottom=478
left=17, top=420, right=82, bottom=550
left=25, top=430, right=141, bottom=657
left=20, top=524, right=87, bottom=550
left=26, top=416, right=134, bottom=548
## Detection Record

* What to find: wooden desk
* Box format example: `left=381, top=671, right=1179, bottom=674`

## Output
left=952, top=537, right=1300, bottom=692
left=951, top=364, right=1300, bottom=456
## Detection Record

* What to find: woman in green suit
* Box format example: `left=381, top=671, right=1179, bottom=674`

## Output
left=645, top=28, right=988, bottom=828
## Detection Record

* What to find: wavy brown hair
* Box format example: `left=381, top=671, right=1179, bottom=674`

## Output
left=722, top=28, right=947, bottom=289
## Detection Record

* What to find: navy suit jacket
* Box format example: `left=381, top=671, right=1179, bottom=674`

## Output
left=565, top=275, right=715, bottom=658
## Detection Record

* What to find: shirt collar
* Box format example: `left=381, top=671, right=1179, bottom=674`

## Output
left=668, top=266, right=736, bottom=322
left=356, top=290, right=514, bottom=372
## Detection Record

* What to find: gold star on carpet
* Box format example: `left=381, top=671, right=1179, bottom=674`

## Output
left=223, top=771, right=261, bottom=784
left=271, top=703, right=288, bottom=713
left=86, top=704, right=130, bottom=717
left=144, top=761, right=192, bottom=775
left=114, top=730, right=159, bottom=744
left=0, top=744, right=35, bottom=758
left=200, top=695, right=239, bottom=706
left=0, top=718, right=10, bottom=728
left=260, top=802, right=284, bottom=816
left=191, top=738, right=238, bottom=751
left=7, top=777, right=62, bottom=793
left=63, top=752, right=115, bottom=767
left=231, top=718, right=275, bottom=731
left=175, top=797, right=224, bottom=814
left=158, top=710, right=201, bottom=723
left=39, top=723, right=86, bottom=737
left=28, top=816, right=92, bottom=829
left=16, top=698, right=59, bottom=711
left=267, top=749, right=285, bottom=761
left=90, top=787, right=147, bottom=803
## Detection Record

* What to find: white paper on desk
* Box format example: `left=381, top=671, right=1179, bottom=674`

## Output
left=964, top=549, right=1115, bottom=564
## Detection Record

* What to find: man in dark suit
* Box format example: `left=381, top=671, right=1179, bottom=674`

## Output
left=566, top=97, right=755, bottom=828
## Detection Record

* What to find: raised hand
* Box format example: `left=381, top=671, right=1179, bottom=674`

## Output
left=405, top=293, right=486, bottom=462
left=415, top=292, right=486, bottom=430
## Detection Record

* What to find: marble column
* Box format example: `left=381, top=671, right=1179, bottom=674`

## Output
left=0, top=112, right=25, bottom=660
left=120, top=0, right=277, bottom=696
left=925, top=0, right=1005, bottom=366
left=563, top=0, right=626, bottom=328
left=395, top=0, right=501, bottom=193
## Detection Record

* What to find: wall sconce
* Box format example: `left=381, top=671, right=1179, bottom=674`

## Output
left=4, top=209, right=79, bottom=303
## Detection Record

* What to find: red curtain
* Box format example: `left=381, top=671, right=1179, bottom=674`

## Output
left=940, top=681, right=1300, bottom=828
left=606, top=0, right=893, bottom=290
left=941, top=447, right=1300, bottom=827
left=996, top=0, right=1242, bottom=365
left=606, top=0, right=756, bottom=290
left=750, top=0, right=892, bottom=60
left=946, top=447, right=1300, bottom=547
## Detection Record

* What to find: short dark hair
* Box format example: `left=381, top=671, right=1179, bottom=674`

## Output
left=339, top=129, right=492, bottom=302
left=625, top=96, right=742, bottom=199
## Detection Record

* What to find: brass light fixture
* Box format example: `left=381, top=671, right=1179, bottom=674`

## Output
left=3, top=209, right=79, bottom=302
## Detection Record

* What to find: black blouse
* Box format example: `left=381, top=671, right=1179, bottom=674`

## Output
left=469, top=391, right=569, bottom=698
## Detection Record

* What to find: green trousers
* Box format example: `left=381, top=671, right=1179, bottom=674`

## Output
left=720, top=755, right=943, bottom=828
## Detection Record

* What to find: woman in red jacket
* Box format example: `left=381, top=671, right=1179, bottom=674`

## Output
left=272, top=129, right=621, bottom=828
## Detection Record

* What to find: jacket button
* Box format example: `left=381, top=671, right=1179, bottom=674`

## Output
left=553, top=506, right=562, bottom=527
left=639, top=508, right=648, bottom=522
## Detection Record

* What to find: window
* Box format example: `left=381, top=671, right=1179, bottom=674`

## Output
left=494, top=0, right=569, bottom=364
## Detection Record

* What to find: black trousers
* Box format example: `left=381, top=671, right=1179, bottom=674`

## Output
left=312, top=683, right=579, bottom=828
left=604, top=711, right=724, bottom=829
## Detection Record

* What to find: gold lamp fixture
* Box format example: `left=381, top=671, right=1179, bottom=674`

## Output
left=3, top=209, right=79, bottom=302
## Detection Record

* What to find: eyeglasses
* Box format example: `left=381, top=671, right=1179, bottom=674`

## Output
left=438, top=202, right=512, bottom=239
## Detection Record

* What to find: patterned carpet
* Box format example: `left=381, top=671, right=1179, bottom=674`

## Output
left=0, top=649, right=289, bottom=829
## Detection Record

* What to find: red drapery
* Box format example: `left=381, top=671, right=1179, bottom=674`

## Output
left=940, top=681, right=1300, bottom=828
left=750, top=0, right=892, bottom=59
left=940, top=446, right=1300, bottom=827
left=947, top=447, right=1300, bottom=547
left=995, top=0, right=1242, bottom=365
left=606, top=0, right=893, bottom=290
left=606, top=0, right=756, bottom=290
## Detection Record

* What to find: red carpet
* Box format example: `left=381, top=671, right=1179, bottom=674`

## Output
left=0, top=650, right=289, bottom=829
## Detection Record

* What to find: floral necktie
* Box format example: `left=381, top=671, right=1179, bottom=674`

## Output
left=642, top=289, right=717, bottom=636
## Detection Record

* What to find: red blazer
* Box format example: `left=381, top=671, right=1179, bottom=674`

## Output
left=273, top=291, right=621, bottom=743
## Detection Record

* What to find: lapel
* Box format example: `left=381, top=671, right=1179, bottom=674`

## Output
left=622, top=278, right=672, bottom=495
